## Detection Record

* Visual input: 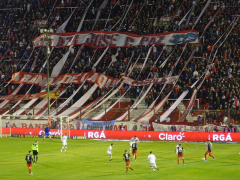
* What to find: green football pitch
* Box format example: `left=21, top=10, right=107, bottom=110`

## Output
left=0, top=138, right=239, bottom=180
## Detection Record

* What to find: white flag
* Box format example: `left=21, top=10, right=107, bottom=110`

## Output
left=51, top=46, right=73, bottom=77
left=77, top=0, right=94, bottom=32
left=92, top=0, right=109, bottom=29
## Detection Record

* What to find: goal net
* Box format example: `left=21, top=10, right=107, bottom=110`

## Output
left=0, top=114, right=70, bottom=139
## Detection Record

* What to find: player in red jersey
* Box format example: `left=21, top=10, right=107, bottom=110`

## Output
left=123, top=150, right=134, bottom=173
left=175, top=143, right=185, bottom=166
left=204, top=139, right=215, bottom=161
left=25, top=151, right=33, bottom=175
left=132, top=140, right=138, bottom=161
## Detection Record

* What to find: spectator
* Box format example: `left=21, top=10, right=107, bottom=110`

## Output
left=119, top=123, right=125, bottom=131
left=171, top=125, right=176, bottom=132
left=197, top=116, right=202, bottom=125
left=213, top=126, right=218, bottom=132
left=132, top=123, right=138, bottom=131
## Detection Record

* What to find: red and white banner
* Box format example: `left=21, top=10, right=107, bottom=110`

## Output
left=2, top=120, right=72, bottom=129
left=33, top=30, right=199, bottom=48
left=2, top=128, right=240, bottom=142
left=10, top=71, right=121, bottom=89
left=122, top=75, right=179, bottom=86
left=152, top=123, right=235, bottom=132
left=10, top=71, right=179, bottom=88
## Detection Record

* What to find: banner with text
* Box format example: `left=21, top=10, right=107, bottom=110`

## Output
left=2, top=119, right=72, bottom=129
left=33, top=30, right=199, bottom=48
left=2, top=128, right=239, bottom=142
left=10, top=71, right=178, bottom=88
left=73, top=119, right=116, bottom=130
left=2, top=120, right=142, bottom=131
left=152, top=123, right=239, bottom=132
left=10, top=71, right=121, bottom=89
left=122, top=75, right=178, bottom=86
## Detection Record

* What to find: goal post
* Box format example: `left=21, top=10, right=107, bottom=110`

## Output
left=60, top=116, right=71, bottom=140
left=0, top=114, right=70, bottom=139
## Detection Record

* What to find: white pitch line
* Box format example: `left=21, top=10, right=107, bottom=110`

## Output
left=0, top=143, right=204, bottom=159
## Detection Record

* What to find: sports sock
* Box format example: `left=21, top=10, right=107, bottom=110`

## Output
left=129, top=167, right=133, bottom=170
left=210, top=154, right=214, bottom=158
left=36, top=156, right=38, bottom=162
left=29, top=168, right=31, bottom=173
left=135, top=155, right=137, bottom=160
left=205, top=154, right=207, bottom=160
left=126, top=167, right=128, bottom=171
left=177, top=159, right=179, bottom=164
left=151, top=167, right=154, bottom=171
left=33, top=156, right=35, bottom=163
left=110, top=155, right=112, bottom=160
left=183, top=159, right=185, bottom=163
left=61, top=146, right=64, bottom=150
left=64, top=146, right=67, bottom=151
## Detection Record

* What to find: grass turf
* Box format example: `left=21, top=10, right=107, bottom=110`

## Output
left=0, top=138, right=239, bottom=180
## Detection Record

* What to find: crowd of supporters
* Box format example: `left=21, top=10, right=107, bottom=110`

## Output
left=1, top=0, right=240, bottom=124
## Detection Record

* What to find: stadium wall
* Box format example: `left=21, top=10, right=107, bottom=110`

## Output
left=2, top=128, right=238, bottom=142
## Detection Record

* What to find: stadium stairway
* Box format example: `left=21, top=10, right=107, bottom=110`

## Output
left=83, top=96, right=149, bottom=121
left=179, top=101, right=201, bottom=122
left=122, top=100, right=149, bottom=121
left=99, top=101, right=132, bottom=121
left=83, top=100, right=112, bottom=120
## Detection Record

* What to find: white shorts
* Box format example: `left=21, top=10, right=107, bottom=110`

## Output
left=63, top=142, right=67, bottom=146
left=150, top=163, right=157, bottom=167
left=107, top=152, right=112, bottom=155
left=129, top=142, right=133, bottom=146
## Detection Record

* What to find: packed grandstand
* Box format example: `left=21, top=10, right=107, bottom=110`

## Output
left=0, top=0, right=239, bottom=131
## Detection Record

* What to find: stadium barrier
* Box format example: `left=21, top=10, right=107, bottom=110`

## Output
left=1, top=128, right=239, bottom=142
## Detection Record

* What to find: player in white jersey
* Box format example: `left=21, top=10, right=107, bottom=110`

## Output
left=60, top=133, right=68, bottom=152
left=129, top=136, right=139, bottom=153
left=107, top=143, right=114, bottom=161
left=147, top=151, right=159, bottom=172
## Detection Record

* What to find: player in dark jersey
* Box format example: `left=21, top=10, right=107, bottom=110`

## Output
left=175, top=143, right=185, bottom=166
left=204, top=139, right=215, bottom=161
left=132, top=140, right=138, bottom=161
left=43, top=125, right=51, bottom=140
left=25, top=151, right=33, bottom=175
left=123, top=150, right=134, bottom=173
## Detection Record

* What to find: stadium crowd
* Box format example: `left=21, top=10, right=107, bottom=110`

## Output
left=1, top=0, right=240, bottom=125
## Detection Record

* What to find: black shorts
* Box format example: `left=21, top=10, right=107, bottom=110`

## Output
left=33, top=150, right=38, bottom=155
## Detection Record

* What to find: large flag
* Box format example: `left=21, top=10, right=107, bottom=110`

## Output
left=33, top=30, right=199, bottom=48
left=10, top=71, right=179, bottom=88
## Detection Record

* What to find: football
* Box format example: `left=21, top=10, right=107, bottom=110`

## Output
left=202, top=158, right=205, bottom=161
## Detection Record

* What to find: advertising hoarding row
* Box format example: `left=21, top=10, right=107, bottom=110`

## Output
left=2, top=128, right=237, bottom=142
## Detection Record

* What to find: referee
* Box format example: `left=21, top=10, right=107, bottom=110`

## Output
left=32, top=141, right=38, bottom=163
